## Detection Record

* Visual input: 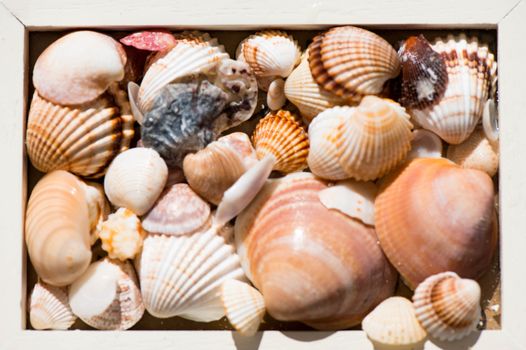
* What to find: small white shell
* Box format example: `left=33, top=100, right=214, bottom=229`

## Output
left=221, top=279, right=265, bottom=336
left=99, top=208, right=145, bottom=261
left=266, top=78, right=287, bottom=110
left=407, top=129, right=443, bottom=160
left=29, top=281, right=76, bottom=330
left=483, top=99, right=499, bottom=145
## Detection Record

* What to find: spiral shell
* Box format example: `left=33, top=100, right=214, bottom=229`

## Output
left=447, top=128, right=499, bottom=177
left=29, top=281, right=76, bottom=330
left=221, top=279, right=265, bottom=336
left=99, top=208, right=145, bottom=261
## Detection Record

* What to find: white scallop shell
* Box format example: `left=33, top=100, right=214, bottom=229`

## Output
left=221, top=279, right=265, bottom=336
left=29, top=281, right=76, bottom=330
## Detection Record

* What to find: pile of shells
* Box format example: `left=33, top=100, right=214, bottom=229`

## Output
left=25, top=26, right=499, bottom=347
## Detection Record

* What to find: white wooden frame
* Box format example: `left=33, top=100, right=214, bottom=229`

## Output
left=1, top=0, right=525, bottom=348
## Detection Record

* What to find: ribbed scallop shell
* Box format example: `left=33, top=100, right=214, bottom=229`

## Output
left=183, top=133, right=258, bottom=205
left=136, top=230, right=246, bottom=321
left=138, top=31, right=229, bottom=113
left=308, top=26, right=400, bottom=99
left=104, top=148, right=168, bottom=215
left=308, top=96, right=413, bottom=181
left=252, top=110, right=309, bottom=173
left=29, top=281, right=76, bottom=330
left=375, top=158, right=497, bottom=289
left=362, top=297, right=427, bottom=348
left=221, top=279, right=265, bottom=336
left=410, top=35, right=497, bottom=144
left=413, top=272, right=481, bottom=341
left=26, top=86, right=134, bottom=179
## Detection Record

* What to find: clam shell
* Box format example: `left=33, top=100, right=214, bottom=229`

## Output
left=413, top=272, right=481, bottom=341
left=25, top=171, right=92, bottom=286
left=104, top=147, right=168, bottom=215
left=99, top=208, right=145, bottom=261
left=362, top=297, right=427, bottom=348
left=308, top=26, right=400, bottom=99
left=375, top=158, right=497, bottom=289
left=33, top=31, right=126, bottom=105
left=266, top=78, right=286, bottom=110
left=252, top=110, right=309, bottom=173
left=235, top=173, right=397, bottom=329
left=407, top=129, right=443, bottom=160
left=183, top=132, right=258, bottom=205
left=29, top=281, right=76, bottom=330
left=308, top=96, right=413, bottom=181
left=221, top=279, right=265, bottom=336
left=26, top=85, right=135, bottom=179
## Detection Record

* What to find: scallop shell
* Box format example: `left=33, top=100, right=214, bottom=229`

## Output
left=221, top=279, right=265, bottom=336
left=29, top=281, right=76, bottom=330
left=104, top=147, right=168, bottom=215
left=407, top=129, right=443, bottom=160
left=410, top=35, right=497, bottom=144
left=69, top=258, right=144, bottom=330
left=266, top=78, right=286, bottom=110
left=33, top=31, right=126, bottom=105
left=308, top=96, right=413, bottom=181
left=183, top=132, right=258, bottom=205
left=235, top=173, right=397, bottom=329
left=413, top=272, right=481, bottom=341
left=26, top=85, right=135, bottom=179
left=375, top=158, right=497, bottom=289
left=308, top=26, right=400, bottom=99
left=99, top=208, right=145, bottom=261
left=25, top=171, right=93, bottom=286
left=362, top=297, right=427, bottom=348
left=252, top=110, right=309, bottom=173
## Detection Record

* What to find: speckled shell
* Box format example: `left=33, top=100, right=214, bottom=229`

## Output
left=308, top=26, right=400, bottom=99
left=252, top=110, right=309, bottom=173
left=26, top=86, right=134, bottom=178
left=29, top=281, right=76, bottom=330
left=308, top=96, right=413, bottom=181
left=410, top=35, right=497, bottom=144
left=375, top=158, right=497, bottom=289
left=183, top=133, right=258, bottom=205
left=413, top=272, right=481, bottom=341
left=235, top=173, right=397, bottom=330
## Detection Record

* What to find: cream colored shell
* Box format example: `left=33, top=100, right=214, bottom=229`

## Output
left=266, top=78, right=286, bottom=110
left=29, top=281, right=76, bottom=330
left=99, top=208, right=145, bottom=261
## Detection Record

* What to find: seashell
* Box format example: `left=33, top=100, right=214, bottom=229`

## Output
left=221, top=279, right=265, bottom=336
left=69, top=258, right=144, bottom=330
left=308, top=26, right=400, bottom=99
left=235, top=173, right=397, bottom=329
left=407, top=129, right=443, bottom=160
left=128, top=82, right=144, bottom=124
left=362, top=297, right=427, bottom=348
left=25, top=171, right=93, bottom=286
left=413, top=272, right=481, bottom=341
left=99, top=208, right=146, bottom=261
left=81, top=181, right=110, bottom=245
left=183, top=132, right=258, bottom=205
left=104, top=147, right=168, bottom=215
left=29, top=281, right=76, bottom=330
left=410, top=35, right=497, bottom=144
left=26, top=85, right=135, bottom=179
left=483, top=99, right=499, bottom=144
left=252, top=110, right=309, bottom=173
left=138, top=31, right=229, bottom=113
left=33, top=31, right=126, bottom=106
left=375, top=158, right=498, bottom=289
left=142, top=183, right=211, bottom=235
left=120, top=30, right=177, bottom=52
left=266, top=78, right=286, bottom=110
left=308, top=96, right=413, bottom=181
left=284, top=53, right=348, bottom=122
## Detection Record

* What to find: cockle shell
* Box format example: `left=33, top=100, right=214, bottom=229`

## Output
left=308, top=96, right=413, bottom=181
left=375, top=158, right=497, bottom=289
left=69, top=258, right=144, bottom=330
left=99, top=208, right=145, bottom=261
left=362, top=297, right=427, bottom=349
left=183, top=132, right=258, bottom=205
left=266, top=78, right=286, bottom=110
left=308, top=26, right=400, bottom=99
left=104, top=147, right=168, bottom=215
left=221, top=279, right=265, bottom=336
left=413, top=272, right=481, bottom=341
left=29, top=281, right=76, bottom=330
left=447, top=128, right=499, bottom=177
left=235, top=173, right=397, bottom=330
left=252, top=110, right=309, bottom=173
left=26, top=85, right=135, bottom=178
left=410, top=35, right=497, bottom=144
left=407, top=129, right=443, bottom=160
left=33, top=31, right=126, bottom=106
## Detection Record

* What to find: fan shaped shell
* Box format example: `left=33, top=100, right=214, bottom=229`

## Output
left=29, top=281, right=76, bottom=330
left=221, top=279, right=265, bottom=336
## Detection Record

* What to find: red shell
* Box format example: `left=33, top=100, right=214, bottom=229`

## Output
left=120, top=31, right=177, bottom=52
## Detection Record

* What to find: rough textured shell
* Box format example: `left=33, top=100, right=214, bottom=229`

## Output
left=252, top=110, right=309, bottom=173
left=221, top=279, right=265, bottom=336
left=99, top=208, right=145, bottom=261
left=308, top=96, right=413, bottom=181
left=407, top=129, right=443, bottom=160
left=104, top=147, right=168, bottom=215
left=413, top=272, right=481, bottom=341
left=235, top=173, right=396, bottom=329
left=33, top=31, right=126, bottom=105
left=29, top=281, right=76, bottom=330
left=26, top=86, right=134, bottom=179
left=309, top=26, right=400, bottom=99
left=447, top=128, right=499, bottom=177
left=375, top=158, right=497, bottom=289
